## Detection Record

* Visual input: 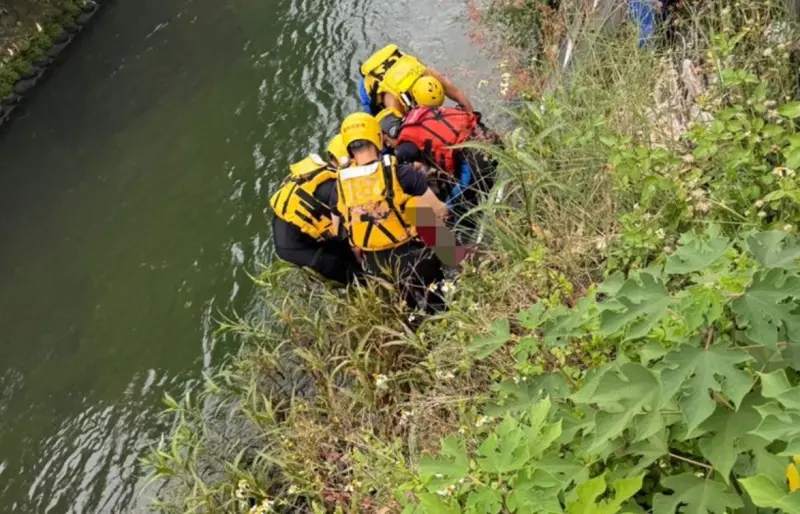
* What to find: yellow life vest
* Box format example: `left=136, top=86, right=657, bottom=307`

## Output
left=361, top=44, right=426, bottom=112
left=269, top=154, right=337, bottom=241
left=337, top=155, right=417, bottom=251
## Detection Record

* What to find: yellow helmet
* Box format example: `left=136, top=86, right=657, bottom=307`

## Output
left=326, top=134, right=348, bottom=165
left=341, top=112, right=383, bottom=152
left=411, top=75, right=445, bottom=107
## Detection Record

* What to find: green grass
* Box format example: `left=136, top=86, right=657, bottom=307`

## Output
left=142, top=1, right=800, bottom=512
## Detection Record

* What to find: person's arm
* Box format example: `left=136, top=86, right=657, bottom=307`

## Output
left=426, top=67, right=474, bottom=112
left=418, top=188, right=449, bottom=222
left=397, top=162, right=449, bottom=222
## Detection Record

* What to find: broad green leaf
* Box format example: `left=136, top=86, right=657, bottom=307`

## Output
left=747, top=232, right=800, bottom=269
left=597, top=272, right=625, bottom=296
left=570, top=363, right=662, bottom=453
left=417, top=493, right=462, bottom=514
left=469, top=318, right=510, bottom=359
left=781, top=438, right=800, bottom=456
left=626, top=429, right=668, bottom=475
left=661, top=343, right=753, bottom=434
left=518, top=302, right=547, bottom=330
left=419, top=435, right=469, bottom=481
left=537, top=455, right=587, bottom=487
left=697, top=396, right=761, bottom=483
left=566, top=473, right=643, bottom=514
left=731, top=268, right=800, bottom=347
left=739, top=475, right=800, bottom=514
left=477, top=417, right=531, bottom=473
left=779, top=101, right=800, bottom=119
left=787, top=146, right=800, bottom=171
left=598, top=272, right=671, bottom=341
left=507, top=473, right=563, bottom=514
left=665, top=232, right=730, bottom=275
left=759, top=369, right=800, bottom=410
left=677, top=286, right=725, bottom=333
left=749, top=400, right=800, bottom=444
left=640, top=341, right=669, bottom=364
left=653, top=474, right=743, bottom=514
left=465, top=486, right=502, bottom=514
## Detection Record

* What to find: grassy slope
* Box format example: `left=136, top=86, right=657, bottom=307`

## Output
left=143, top=1, right=800, bottom=513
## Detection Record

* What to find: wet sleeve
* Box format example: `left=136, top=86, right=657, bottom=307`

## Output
left=394, top=142, right=422, bottom=164
left=396, top=163, right=429, bottom=196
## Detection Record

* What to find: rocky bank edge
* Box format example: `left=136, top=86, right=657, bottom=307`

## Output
left=0, top=0, right=103, bottom=128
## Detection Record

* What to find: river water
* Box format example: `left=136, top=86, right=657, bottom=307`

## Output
left=0, top=0, right=496, bottom=512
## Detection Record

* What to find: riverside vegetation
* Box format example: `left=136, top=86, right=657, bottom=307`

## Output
left=143, top=1, right=800, bottom=512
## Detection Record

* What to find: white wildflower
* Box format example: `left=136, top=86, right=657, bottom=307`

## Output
left=458, top=426, right=466, bottom=434
left=36, top=22, right=43, bottom=33
left=655, top=228, right=666, bottom=239
left=374, top=374, right=389, bottom=389
left=690, top=188, right=706, bottom=200
left=435, top=473, right=445, bottom=479
left=440, top=280, right=455, bottom=294
left=436, top=370, right=455, bottom=381
left=287, top=485, right=298, bottom=495
left=682, top=154, right=695, bottom=164
left=513, top=376, right=520, bottom=384
left=773, top=167, right=792, bottom=178
left=663, top=246, right=673, bottom=253
left=758, top=211, right=768, bottom=218
left=695, top=201, right=710, bottom=213
left=344, top=484, right=354, bottom=493
left=755, top=199, right=764, bottom=208
left=475, top=415, right=492, bottom=428
left=784, top=224, right=794, bottom=232
left=763, top=47, right=774, bottom=57
left=764, top=99, right=777, bottom=108
left=437, top=488, right=452, bottom=497
left=401, top=409, right=413, bottom=421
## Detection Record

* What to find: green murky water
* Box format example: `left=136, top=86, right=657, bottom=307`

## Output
left=0, top=0, right=494, bottom=511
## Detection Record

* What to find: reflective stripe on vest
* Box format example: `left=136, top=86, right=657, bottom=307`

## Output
left=269, top=156, right=337, bottom=241
left=337, top=155, right=416, bottom=251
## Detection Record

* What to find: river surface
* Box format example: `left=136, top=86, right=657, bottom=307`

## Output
left=0, top=0, right=496, bottom=512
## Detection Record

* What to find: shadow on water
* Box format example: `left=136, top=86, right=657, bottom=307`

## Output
left=0, top=0, right=498, bottom=511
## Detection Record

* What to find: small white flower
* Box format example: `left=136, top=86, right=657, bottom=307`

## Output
left=458, top=426, right=466, bottom=434
left=401, top=409, right=413, bottom=420
left=435, top=473, right=445, bottom=479
left=374, top=374, right=389, bottom=389
left=475, top=415, right=492, bottom=428
left=764, top=99, right=777, bottom=108
left=663, top=246, right=673, bottom=253
left=437, top=488, right=451, bottom=497
left=763, top=47, right=774, bottom=57
left=344, top=484, right=354, bottom=493
left=755, top=199, right=764, bottom=208
left=513, top=376, right=520, bottom=384
left=436, top=370, right=455, bottom=381
left=784, top=224, right=794, bottom=232
left=459, top=478, right=467, bottom=484
left=691, top=188, right=706, bottom=200
left=288, top=485, right=298, bottom=495
left=758, top=211, right=768, bottom=218
left=36, top=22, right=43, bottom=33
left=440, top=280, right=455, bottom=294
left=655, top=228, right=666, bottom=239
left=695, top=201, right=710, bottom=213
left=682, top=154, right=695, bottom=164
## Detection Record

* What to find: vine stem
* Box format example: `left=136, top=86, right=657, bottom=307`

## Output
left=669, top=452, right=713, bottom=471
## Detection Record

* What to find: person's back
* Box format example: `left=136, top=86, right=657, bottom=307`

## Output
left=269, top=137, right=361, bottom=285
left=358, top=44, right=473, bottom=116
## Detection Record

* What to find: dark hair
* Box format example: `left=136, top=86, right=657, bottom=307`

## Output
left=347, top=140, right=373, bottom=153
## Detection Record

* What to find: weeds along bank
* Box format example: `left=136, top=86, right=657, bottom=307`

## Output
left=143, top=1, right=800, bottom=513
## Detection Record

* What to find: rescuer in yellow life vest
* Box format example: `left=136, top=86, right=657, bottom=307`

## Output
left=358, top=44, right=473, bottom=116
left=329, top=112, right=449, bottom=314
left=269, top=134, right=360, bottom=285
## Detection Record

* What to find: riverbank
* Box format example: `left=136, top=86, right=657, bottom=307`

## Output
left=145, top=1, right=800, bottom=513
left=0, top=0, right=102, bottom=126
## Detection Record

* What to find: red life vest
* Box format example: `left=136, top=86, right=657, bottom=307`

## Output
left=397, top=107, right=478, bottom=174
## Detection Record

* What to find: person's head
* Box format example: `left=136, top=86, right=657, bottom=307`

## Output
left=326, top=134, right=349, bottom=168
left=375, top=107, right=403, bottom=149
left=411, top=75, right=445, bottom=108
left=340, top=112, right=383, bottom=165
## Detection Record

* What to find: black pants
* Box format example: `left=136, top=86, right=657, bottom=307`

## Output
left=272, top=217, right=361, bottom=286
left=364, top=240, right=445, bottom=315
